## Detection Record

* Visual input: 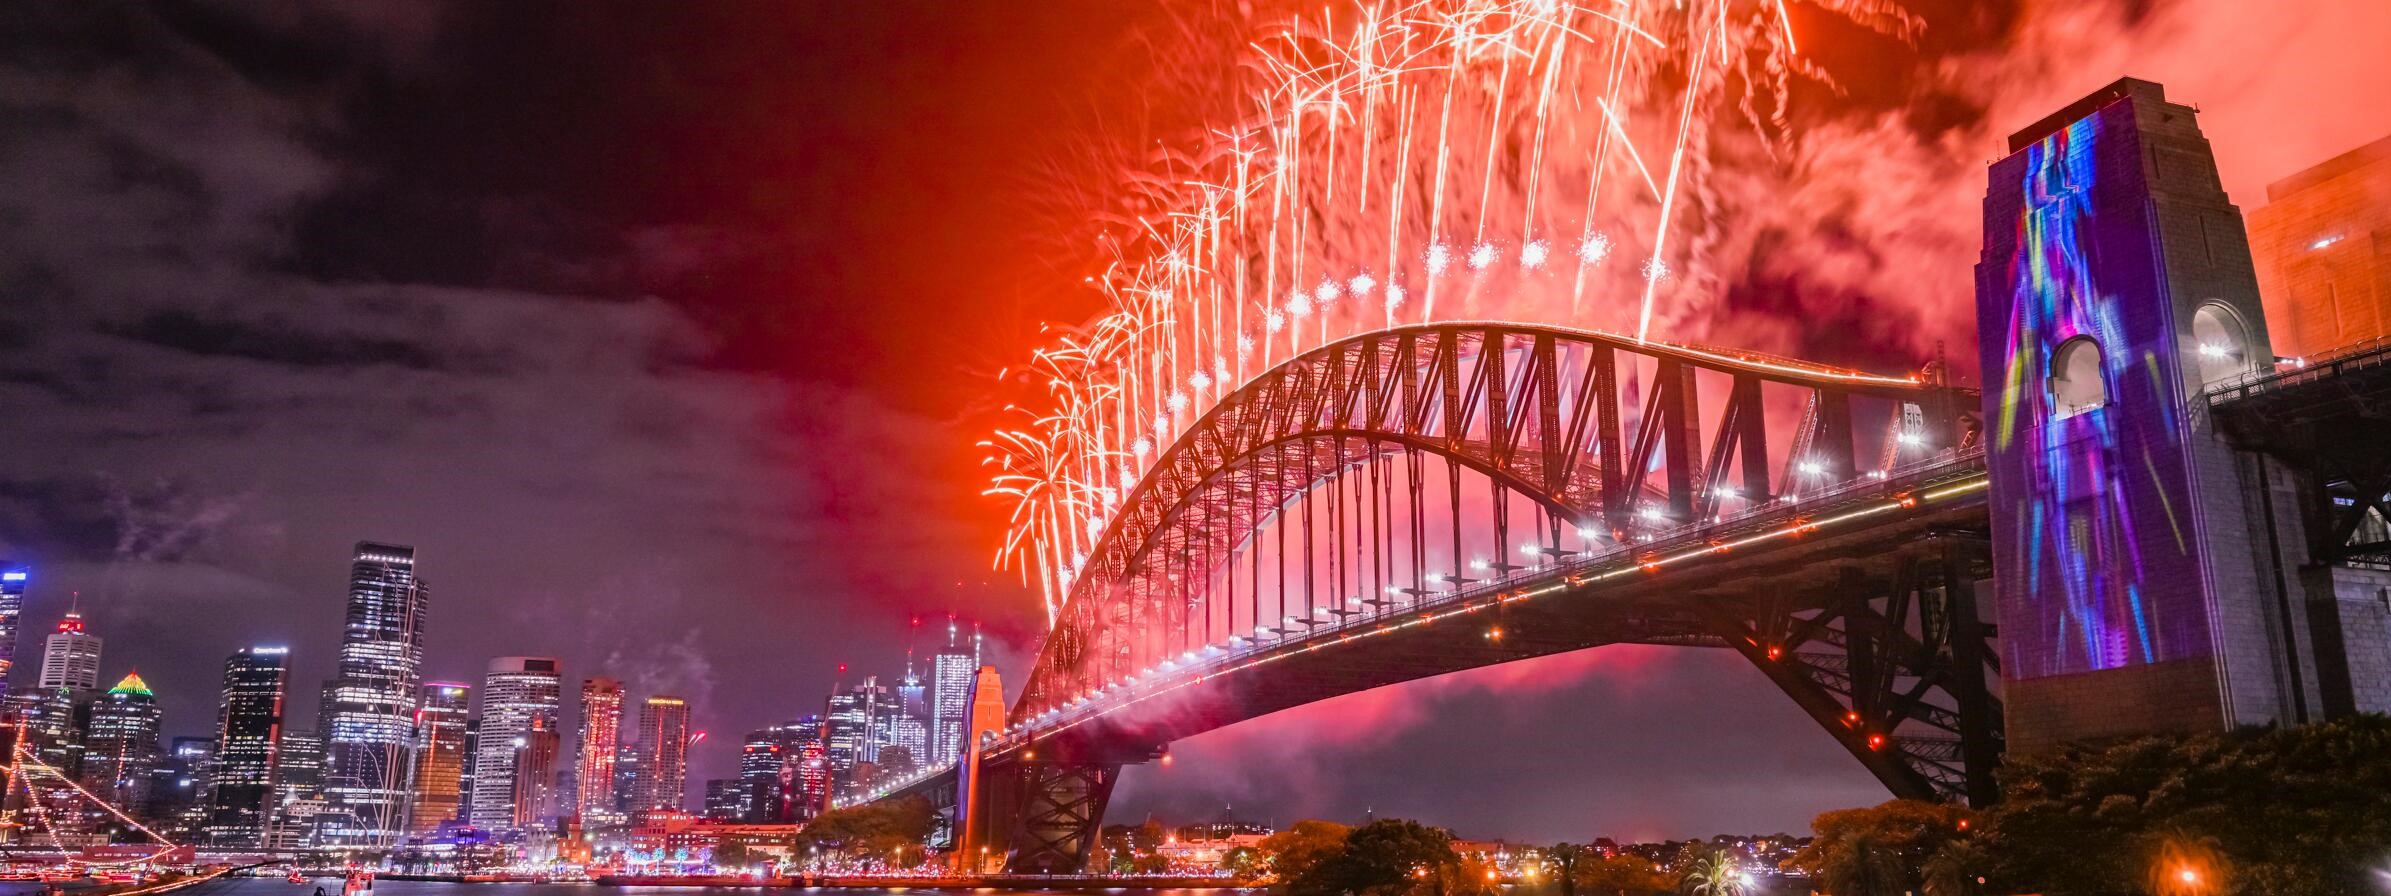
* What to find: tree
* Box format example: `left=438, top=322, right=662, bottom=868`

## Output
left=1546, top=843, right=1589, bottom=896
left=793, top=795, right=936, bottom=865
left=1257, top=819, right=1352, bottom=884
left=1968, top=714, right=2391, bottom=895
left=1575, top=855, right=1672, bottom=896
left=712, top=842, right=761, bottom=870
left=1787, top=799, right=1972, bottom=894
left=1815, top=834, right=1906, bottom=896
left=1919, top=838, right=1987, bottom=896
left=1677, top=849, right=1745, bottom=896
left=1292, top=819, right=1458, bottom=896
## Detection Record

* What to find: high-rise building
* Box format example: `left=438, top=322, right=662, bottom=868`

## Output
left=205, top=646, right=287, bottom=847
left=80, top=672, right=162, bottom=816
left=736, top=727, right=785, bottom=822
left=702, top=779, right=745, bottom=820
left=37, top=602, right=102, bottom=692
left=0, top=565, right=26, bottom=688
left=275, top=730, right=324, bottom=803
left=2250, top=134, right=2391, bottom=360
left=610, top=742, right=639, bottom=814
left=408, top=682, right=472, bottom=833
left=823, top=677, right=891, bottom=786
left=469, top=657, right=561, bottom=830
left=320, top=542, right=429, bottom=846
left=630, top=696, right=690, bottom=811
left=928, top=621, right=980, bottom=767
left=791, top=735, right=829, bottom=821
left=574, top=678, right=623, bottom=820
left=510, top=717, right=563, bottom=828
left=458, top=719, right=480, bottom=814
left=890, top=671, right=928, bottom=773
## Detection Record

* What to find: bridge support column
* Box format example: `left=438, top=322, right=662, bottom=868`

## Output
left=971, top=759, right=1124, bottom=874
left=1977, top=78, right=2320, bottom=751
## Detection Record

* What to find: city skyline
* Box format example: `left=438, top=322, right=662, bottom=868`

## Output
left=2, top=0, right=2388, bottom=847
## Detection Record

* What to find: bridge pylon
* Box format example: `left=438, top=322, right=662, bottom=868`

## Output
left=1977, top=77, right=2376, bottom=749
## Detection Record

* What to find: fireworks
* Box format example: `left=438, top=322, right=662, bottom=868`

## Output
left=986, top=0, right=1921, bottom=626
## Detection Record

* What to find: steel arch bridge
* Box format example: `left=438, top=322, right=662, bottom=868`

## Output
left=875, top=323, right=2003, bottom=873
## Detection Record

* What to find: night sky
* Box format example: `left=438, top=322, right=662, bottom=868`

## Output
left=3, top=0, right=2387, bottom=843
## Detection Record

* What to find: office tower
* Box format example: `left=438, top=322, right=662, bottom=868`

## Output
left=408, top=682, right=472, bottom=833
left=575, top=678, right=623, bottom=819
left=320, top=542, right=429, bottom=845
left=823, top=677, right=893, bottom=786
left=791, top=737, right=829, bottom=821
left=37, top=602, right=102, bottom=692
left=702, top=779, right=744, bottom=820
left=275, top=731, right=324, bottom=802
left=891, top=671, right=928, bottom=772
left=610, top=742, right=639, bottom=813
left=205, top=646, right=287, bottom=847
left=736, top=727, right=785, bottom=822
left=469, top=657, right=561, bottom=829
left=631, top=696, right=690, bottom=811
left=80, top=672, right=162, bottom=815
left=458, top=719, right=479, bottom=819
left=0, top=565, right=25, bottom=687
left=2250, top=134, right=2391, bottom=360
left=928, top=621, right=979, bottom=767
left=510, top=717, right=562, bottom=827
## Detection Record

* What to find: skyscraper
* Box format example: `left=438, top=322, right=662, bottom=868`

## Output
left=823, top=678, right=890, bottom=786
left=928, top=620, right=980, bottom=767
left=469, top=657, right=561, bottom=830
left=630, top=696, right=690, bottom=811
left=890, top=671, right=928, bottom=774
left=408, top=682, right=472, bottom=833
left=205, top=646, right=287, bottom=847
left=737, top=727, right=786, bottom=822
left=37, top=602, right=102, bottom=692
left=80, top=672, right=162, bottom=816
left=321, top=542, right=429, bottom=846
left=0, top=565, right=26, bottom=688
left=510, top=717, right=563, bottom=828
left=574, top=678, right=623, bottom=820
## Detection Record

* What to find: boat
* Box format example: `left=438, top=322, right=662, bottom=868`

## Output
left=341, top=869, right=375, bottom=896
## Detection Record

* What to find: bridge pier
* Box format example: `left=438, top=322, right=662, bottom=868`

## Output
left=971, top=758, right=1126, bottom=874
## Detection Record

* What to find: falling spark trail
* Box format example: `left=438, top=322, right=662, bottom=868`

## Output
left=983, top=0, right=1919, bottom=626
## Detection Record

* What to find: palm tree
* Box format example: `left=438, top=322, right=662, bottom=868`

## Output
left=1547, top=843, right=1588, bottom=896
left=1678, top=849, right=1745, bottom=896
left=1819, top=833, right=1908, bottom=896
left=1921, top=839, right=1988, bottom=896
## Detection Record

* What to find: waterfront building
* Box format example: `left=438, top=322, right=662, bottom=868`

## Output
left=204, top=646, right=287, bottom=847
left=928, top=620, right=979, bottom=767
left=409, top=681, right=472, bottom=833
left=575, top=677, right=623, bottom=819
left=37, top=602, right=101, bottom=692
left=320, top=542, right=429, bottom=846
left=79, top=672, right=162, bottom=816
left=630, top=696, right=690, bottom=811
left=469, top=656, right=561, bottom=829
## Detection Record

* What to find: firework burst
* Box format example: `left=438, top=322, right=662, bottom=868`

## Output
left=986, top=0, right=1920, bottom=626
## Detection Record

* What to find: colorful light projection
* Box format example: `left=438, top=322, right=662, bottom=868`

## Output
left=1982, top=106, right=2205, bottom=678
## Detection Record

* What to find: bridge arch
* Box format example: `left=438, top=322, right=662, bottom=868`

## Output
left=964, top=325, right=2001, bottom=874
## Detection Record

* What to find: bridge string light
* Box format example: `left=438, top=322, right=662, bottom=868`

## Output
left=982, top=0, right=1924, bottom=627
